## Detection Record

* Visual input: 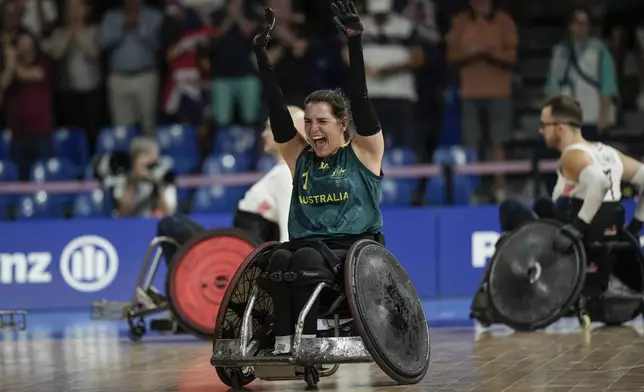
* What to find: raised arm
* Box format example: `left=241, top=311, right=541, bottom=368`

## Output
left=252, top=8, right=306, bottom=175
left=555, top=149, right=611, bottom=249
left=330, top=0, right=384, bottom=176
left=619, top=151, right=644, bottom=234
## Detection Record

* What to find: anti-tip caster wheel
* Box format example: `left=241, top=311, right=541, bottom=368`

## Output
left=128, top=325, right=145, bottom=342
left=578, top=313, right=591, bottom=330
left=127, top=319, right=146, bottom=342
left=304, top=366, right=319, bottom=389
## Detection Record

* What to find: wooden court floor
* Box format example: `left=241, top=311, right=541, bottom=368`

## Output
left=3, top=317, right=644, bottom=392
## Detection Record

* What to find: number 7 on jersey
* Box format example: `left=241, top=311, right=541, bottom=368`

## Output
left=302, top=170, right=309, bottom=191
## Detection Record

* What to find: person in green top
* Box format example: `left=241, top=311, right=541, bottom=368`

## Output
left=252, top=1, right=386, bottom=355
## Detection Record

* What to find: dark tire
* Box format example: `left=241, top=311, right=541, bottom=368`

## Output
left=488, top=219, right=586, bottom=332
left=212, top=241, right=280, bottom=388
left=166, top=228, right=262, bottom=340
left=345, top=240, right=430, bottom=385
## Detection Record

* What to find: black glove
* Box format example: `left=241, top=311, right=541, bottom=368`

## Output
left=553, top=218, right=588, bottom=252
left=626, top=218, right=643, bottom=236
left=330, top=0, right=363, bottom=37
left=253, top=7, right=275, bottom=48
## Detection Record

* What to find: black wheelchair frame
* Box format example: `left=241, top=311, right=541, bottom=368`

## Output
left=210, top=239, right=431, bottom=389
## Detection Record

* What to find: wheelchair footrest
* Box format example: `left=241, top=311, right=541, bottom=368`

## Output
left=90, top=300, right=131, bottom=320
left=211, top=337, right=372, bottom=366
left=0, top=310, right=27, bottom=331
left=254, top=365, right=298, bottom=380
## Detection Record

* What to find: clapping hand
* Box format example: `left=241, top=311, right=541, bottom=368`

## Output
left=253, top=7, right=276, bottom=48
left=330, top=0, right=363, bottom=37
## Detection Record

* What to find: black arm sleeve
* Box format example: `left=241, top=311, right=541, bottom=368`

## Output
left=347, top=36, right=381, bottom=136
left=253, top=46, right=298, bottom=143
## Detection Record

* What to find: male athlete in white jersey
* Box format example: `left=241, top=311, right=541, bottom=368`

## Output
left=156, top=106, right=307, bottom=263
left=498, top=94, right=644, bottom=244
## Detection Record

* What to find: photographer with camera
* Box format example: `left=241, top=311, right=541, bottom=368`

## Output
left=94, top=136, right=178, bottom=218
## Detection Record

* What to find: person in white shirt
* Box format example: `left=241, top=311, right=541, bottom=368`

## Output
left=498, top=95, right=644, bottom=246
left=156, top=105, right=307, bottom=263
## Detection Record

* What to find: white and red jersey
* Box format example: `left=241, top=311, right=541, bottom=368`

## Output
left=162, top=26, right=211, bottom=114
left=552, top=142, right=623, bottom=202
left=237, top=162, right=293, bottom=242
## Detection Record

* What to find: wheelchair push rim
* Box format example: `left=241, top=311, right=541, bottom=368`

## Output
left=167, top=228, right=262, bottom=340
left=212, top=241, right=279, bottom=388
left=488, top=219, right=586, bottom=331
left=345, top=239, right=431, bottom=384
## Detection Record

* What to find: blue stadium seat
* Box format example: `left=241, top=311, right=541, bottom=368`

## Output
left=0, top=160, right=18, bottom=182
left=433, top=146, right=477, bottom=166
left=16, top=191, right=65, bottom=220
left=433, top=146, right=480, bottom=188
left=30, top=158, right=77, bottom=182
left=96, top=126, right=138, bottom=154
left=156, top=124, right=199, bottom=164
left=199, top=153, right=252, bottom=213
left=30, top=158, right=78, bottom=204
left=212, top=126, right=257, bottom=162
left=72, top=190, right=108, bottom=219
left=425, top=175, right=472, bottom=206
left=202, top=152, right=252, bottom=175
left=257, top=154, right=278, bottom=173
left=53, top=128, right=89, bottom=173
left=381, top=147, right=417, bottom=207
left=191, top=185, right=249, bottom=213
left=0, top=130, right=11, bottom=159
left=383, top=146, right=416, bottom=167
left=380, top=178, right=414, bottom=207
left=0, top=160, right=18, bottom=219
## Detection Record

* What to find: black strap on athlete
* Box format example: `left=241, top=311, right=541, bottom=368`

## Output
left=253, top=8, right=298, bottom=144
left=332, top=0, right=381, bottom=137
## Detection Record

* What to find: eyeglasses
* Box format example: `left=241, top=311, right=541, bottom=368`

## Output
left=540, top=121, right=581, bottom=129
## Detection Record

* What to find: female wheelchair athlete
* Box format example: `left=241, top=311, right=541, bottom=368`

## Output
left=209, top=238, right=431, bottom=389
left=91, top=227, right=263, bottom=341
left=470, top=218, right=644, bottom=332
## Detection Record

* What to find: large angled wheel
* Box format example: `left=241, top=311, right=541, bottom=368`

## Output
left=166, top=228, right=262, bottom=340
left=345, top=239, right=430, bottom=385
left=488, top=220, right=586, bottom=331
left=212, top=241, right=279, bottom=389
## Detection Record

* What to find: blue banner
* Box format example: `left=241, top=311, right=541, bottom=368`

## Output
left=436, top=205, right=499, bottom=298
left=0, top=202, right=641, bottom=310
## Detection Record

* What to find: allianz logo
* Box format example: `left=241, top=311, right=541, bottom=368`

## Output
left=0, top=235, right=118, bottom=292
left=470, top=231, right=644, bottom=268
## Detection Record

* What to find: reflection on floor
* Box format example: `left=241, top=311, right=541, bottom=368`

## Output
left=2, top=312, right=644, bottom=391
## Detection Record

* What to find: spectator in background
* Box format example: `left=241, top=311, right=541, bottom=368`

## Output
left=447, top=0, right=517, bottom=202
left=636, top=23, right=644, bottom=112
left=100, top=0, right=163, bottom=136
left=350, top=0, right=425, bottom=149
left=402, top=0, right=445, bottom=162
left=45, top=0, right=102, bottom=151
left=3, top=31, right=54, bottom=180
left=112, top=137, right=177, bottom=217
left=208, top=0, right=261, bottom=127
left=0, top=0, right=29, bottom=106
left=545, top=7, right=618, bottom=141
left=16, top=0, right=58, bottom=38
left=160, top=0, right=211, bottom=125
left=266, top=6, right=311, bottom=106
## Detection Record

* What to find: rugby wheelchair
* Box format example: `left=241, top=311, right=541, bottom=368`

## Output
left=91, top=228, right=261, bottom=341
left=210, top=236, right=431, bottom=389
left=471, top=214, right=644, bottom=332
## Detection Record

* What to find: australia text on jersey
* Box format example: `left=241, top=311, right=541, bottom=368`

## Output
left=299, top=192, right=350, bottom=205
